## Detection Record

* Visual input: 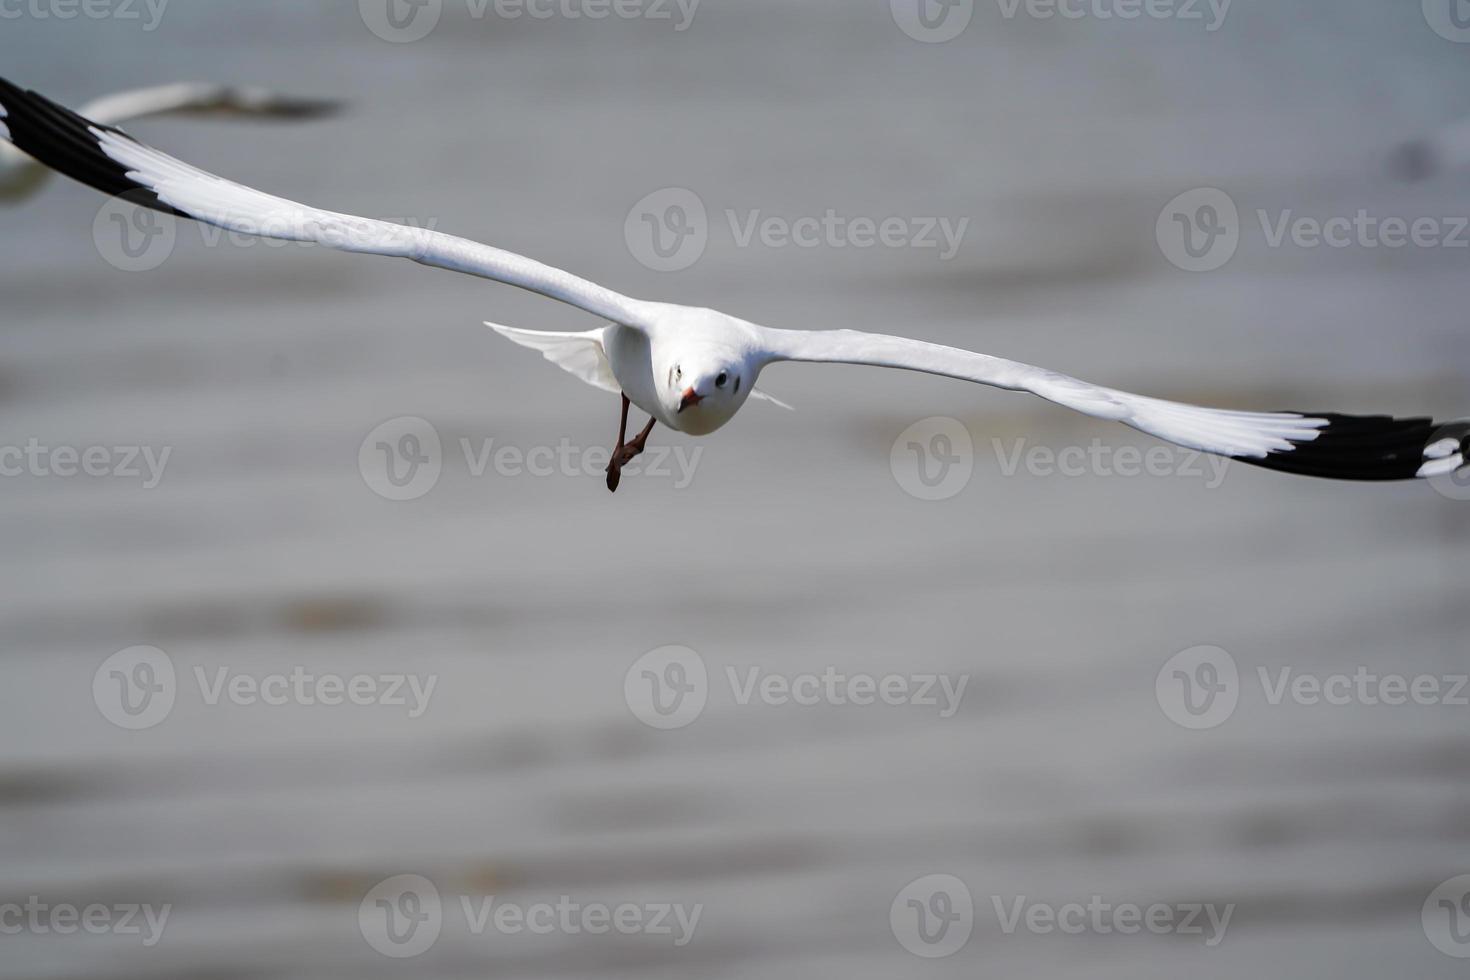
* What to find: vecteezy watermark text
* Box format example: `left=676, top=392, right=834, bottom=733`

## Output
left=93, top=646, right=437, bottom=731
left=890, top=0, right=1229, bottom=43
left=624, top=646, right=969, bottom=730
left=889, top=874, right=1233, bottom=958
left=1157, top=187, right=1470, bottom=272
left=626, top=188, right=968, bottom=272
left=990, top=894, right=1233, bottom=946
left=0, top=439, right=170, bottom=488
left=992, top=438, right=1231, bottom=488
left=358, top=0, right=699, bottom=43
left=1156, top=645, right=1469, bottom=730
left=888, top=419, right=1232, bottom=501
left=93, top=194, right=441, bottom=273
left=358, top=875, right=700, bottom=958
left=0, top=0, right=169, bottom=30
left=0, top=897, right=171, bottom=947
left=359, top=417, right=702, bottom=501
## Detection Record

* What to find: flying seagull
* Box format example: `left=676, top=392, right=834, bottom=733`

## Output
left=0, top=79, right=1464, bottom=493
left=0, top=82, right=341, bottom=203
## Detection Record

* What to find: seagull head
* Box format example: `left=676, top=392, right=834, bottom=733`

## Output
left=662, top=346, right=755, bottom=436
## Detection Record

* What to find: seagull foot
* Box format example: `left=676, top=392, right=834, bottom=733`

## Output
left=605, top=397, right=657, bottom=494
left=605, top=439, right=649, bottom=494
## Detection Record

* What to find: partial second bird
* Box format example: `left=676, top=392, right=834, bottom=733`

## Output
left=0, top=78, right=1464, bottom=493
left=0, top=81, right=341, bottom=203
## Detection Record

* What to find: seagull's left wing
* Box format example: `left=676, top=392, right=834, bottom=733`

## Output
left=0, top=79, right=652, bottom=326
left=757, top=326, right=1468, bottom=482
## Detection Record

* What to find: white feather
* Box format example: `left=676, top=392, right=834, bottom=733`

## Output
left=88, top=125, right=652, bottom=325
left=754, top=326, right=1329, bottom=460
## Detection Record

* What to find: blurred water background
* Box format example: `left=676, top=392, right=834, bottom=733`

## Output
left=0, top=1, right=1468, bottom=976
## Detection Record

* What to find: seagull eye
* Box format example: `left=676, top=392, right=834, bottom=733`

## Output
left=716, top=372, right=729, bottom=389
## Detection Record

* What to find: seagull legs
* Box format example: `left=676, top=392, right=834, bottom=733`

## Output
left=606, top=394, right=657, bottom=493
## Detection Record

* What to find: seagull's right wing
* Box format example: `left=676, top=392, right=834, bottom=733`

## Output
left=0, top=79, right=653, bottom=326
left=757, top=326, right=1469, bottom=483
left=78, top=82, right=343, bottom=126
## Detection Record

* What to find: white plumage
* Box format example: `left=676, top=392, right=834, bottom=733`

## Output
left=0, top=77, right=1462, bottom=488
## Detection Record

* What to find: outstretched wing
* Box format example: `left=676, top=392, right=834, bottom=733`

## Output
left=0, top=82, right=341, bottom=203
left=0, top=79, right=652, bottom=326
left=756, top=327, right=1467, bottom=482
left=79, top=82, right=343, bottom=126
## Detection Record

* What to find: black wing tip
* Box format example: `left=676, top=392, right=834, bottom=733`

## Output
left=0, top=78, right=187, bottom=218
left=1239, top=414, right=1466, bottom=482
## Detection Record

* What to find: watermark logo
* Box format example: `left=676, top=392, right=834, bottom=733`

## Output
left=891, top=417, right=975, bottom=501
left=360, top=875, right=443, bottom=958
left=1429, top=463, right=1470, bottom=501
left=0, top=0, right=170, bottom=30
left=1423, top=875, right=1470, bottom=958
left=625, top=645, right=707, bottom=730
left=358, top=875, right=701, bottom=955
left=360, top=417, right=443, bottom=502
left=891, top=0, right=973, bottom=43
left=93, top=649, right=438, bottom=730
left=625, top=646, right=968, bottom=729
left=1158, top=645, right=1468, bottom=730
left=1156, top=645, right=1239, bottom=730
left=359, top=417, right=703, bottom=499
left=359, top=0, right=443, bottom=42
left=92, top=199, right=441, bottom=272
left=1162, top=187, right=1470, bottom=271
left=625, top=187, right=708, bottom=273
left=625, top=188, right=969, bottom=272
left=93, top=192, right=177, bottom=272
left=1157, top=188, right=1239, bottom=272
left=93, top=646, right=176, bottom=731
left=1424, top=0, right=1470, bottom=43
left=1427, top=425, right=1470, bottom=501
left=891, top=874, right=974, bottom=958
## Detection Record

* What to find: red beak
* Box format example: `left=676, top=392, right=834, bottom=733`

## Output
left=678, top=387, right=703, bottom=412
